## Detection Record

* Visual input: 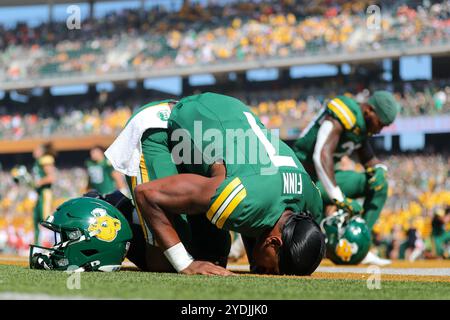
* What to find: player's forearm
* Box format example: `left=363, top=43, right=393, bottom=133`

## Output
left=134, top=188, right=195, bottom=273
left=134, top=189, right=181, bottom=249
left=313, top=120, right=343, bottom=201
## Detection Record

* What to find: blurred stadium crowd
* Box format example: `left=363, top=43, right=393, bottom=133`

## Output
left=1, top=0, right=450, bottom=80
left=1, top=80, right=450, bottom=140
left=0, top=153, right=449, bottom=259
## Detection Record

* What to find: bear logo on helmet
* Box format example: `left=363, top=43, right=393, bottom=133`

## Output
left=88, top=208, right=121, bottom=242
left=335, top=239, right=359, bottom=262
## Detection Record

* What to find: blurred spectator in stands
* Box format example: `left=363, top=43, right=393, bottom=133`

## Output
left=431, top=207, right=450, bottom=258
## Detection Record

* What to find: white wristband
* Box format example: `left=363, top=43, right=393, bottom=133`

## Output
left=163, top=242, right=194, bottom=272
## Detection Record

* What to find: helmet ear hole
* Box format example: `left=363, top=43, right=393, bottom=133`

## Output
left=81, top=249, right=99, bottom=257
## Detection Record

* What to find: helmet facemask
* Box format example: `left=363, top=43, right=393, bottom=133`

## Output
left=30, top=219, right=105, bottom=271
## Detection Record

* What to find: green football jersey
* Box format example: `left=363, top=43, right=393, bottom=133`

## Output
left=293, top=95, right=367, bottom=169
left=86, top=158, right=116, bottom=195
left=168, top=92, right=323, bottom=237
left=32, top=155, right=54, bottom=191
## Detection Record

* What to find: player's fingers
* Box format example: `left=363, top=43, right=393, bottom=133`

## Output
left=203, top=269, right=232, bottom=276
left=207, top=264, right=234, bottom=276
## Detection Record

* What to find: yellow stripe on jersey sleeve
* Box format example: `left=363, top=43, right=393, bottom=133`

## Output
left=131, top=176, right=149, bottom=241
left=215, top=188, right=247, bottom=229
left=139, top=154, right=150, bottom=183
left=206, top=177, right=241, bottom=221
left=327, top=98, right=356, bottom=130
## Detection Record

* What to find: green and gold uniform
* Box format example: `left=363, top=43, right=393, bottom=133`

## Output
left=293, top=96, right=388, bottom=229
left=86, top=158, right=116, bottom=195
left=32, top=155, right=54, bottom=244
left=169, top=92, right=323, bottom=237
left=115, top=99, right=228, bottom=263
left=118, top=100, right=190, bottom=247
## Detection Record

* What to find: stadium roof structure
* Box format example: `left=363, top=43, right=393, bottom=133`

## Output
left=0, top=0, right=134, bottom=6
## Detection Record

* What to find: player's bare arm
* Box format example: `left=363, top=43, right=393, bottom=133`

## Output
left=313, top=115, right=343, bottom=199
left=134, top=163, right=233, bottom=276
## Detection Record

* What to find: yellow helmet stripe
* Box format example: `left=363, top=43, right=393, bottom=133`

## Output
left=215, top=188, right=247, bottom=229
left=207, top=177, right=241, bottom=221
left=328, top=98, right=356, bottom=129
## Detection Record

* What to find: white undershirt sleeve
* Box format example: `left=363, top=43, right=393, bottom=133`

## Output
left=313, top=120, right=344, bottom=202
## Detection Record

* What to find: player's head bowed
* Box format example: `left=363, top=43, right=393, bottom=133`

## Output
left=251, top=211, right=326, bottom=275
left=278, top=212, right=326, bottom=275
left=363, top=90, right=400, bottom=135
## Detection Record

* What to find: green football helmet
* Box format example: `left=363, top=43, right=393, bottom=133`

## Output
left=320, top=211, right=371, bottom=265
left=29, top=197, right=133, bottom=272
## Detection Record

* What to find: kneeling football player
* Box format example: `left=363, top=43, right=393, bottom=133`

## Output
left=132, top=93, right=326, bottom=276
left=293, top=91, right=399, bottom=266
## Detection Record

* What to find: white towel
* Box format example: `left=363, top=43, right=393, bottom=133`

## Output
left=105, top=103, right=171, bottom=176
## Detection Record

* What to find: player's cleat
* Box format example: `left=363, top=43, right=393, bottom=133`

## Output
left=361, top=251, right=391, bottom=266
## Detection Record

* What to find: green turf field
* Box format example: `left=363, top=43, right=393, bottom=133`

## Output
left=0, top=265, right=449, bottom=299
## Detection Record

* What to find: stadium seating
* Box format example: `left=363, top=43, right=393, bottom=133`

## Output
left=1, top=1, right=450, bottom=81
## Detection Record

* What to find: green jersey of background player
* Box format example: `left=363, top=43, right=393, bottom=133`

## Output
left=293, top=91, right=399, bottom=265
left=134, top=92, right=325, bottom=276
left=86, top=150, right=116, bottom=195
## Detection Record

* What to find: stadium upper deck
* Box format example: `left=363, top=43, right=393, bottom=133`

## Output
left=1, top=0, right=450, bottom=90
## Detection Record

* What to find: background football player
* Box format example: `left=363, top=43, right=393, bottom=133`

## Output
left=31, top=142, right=56, bottom=245
left=85, top=145, right=127, bottom=197
left=293, top=91, right=399, bottom=265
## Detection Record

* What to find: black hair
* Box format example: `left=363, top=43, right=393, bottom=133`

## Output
left=278, top=212, right=326, bottom=276
left=42, top=142, right=57, bottom=157
left=91, top=145, right=106, bottom=152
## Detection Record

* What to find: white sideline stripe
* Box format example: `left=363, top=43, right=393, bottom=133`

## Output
left=316, top=266, right=450, bottom=276
left=228, top=265, right=450, bottom=276
left=0, top=292, right=117, bottom=300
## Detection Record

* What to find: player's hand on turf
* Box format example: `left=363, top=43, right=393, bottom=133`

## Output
left=181, top=261, right=234, bottom=276
left=333, top=197, right=363, bottom=216
left=366, top=165, right=387, bottom=192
